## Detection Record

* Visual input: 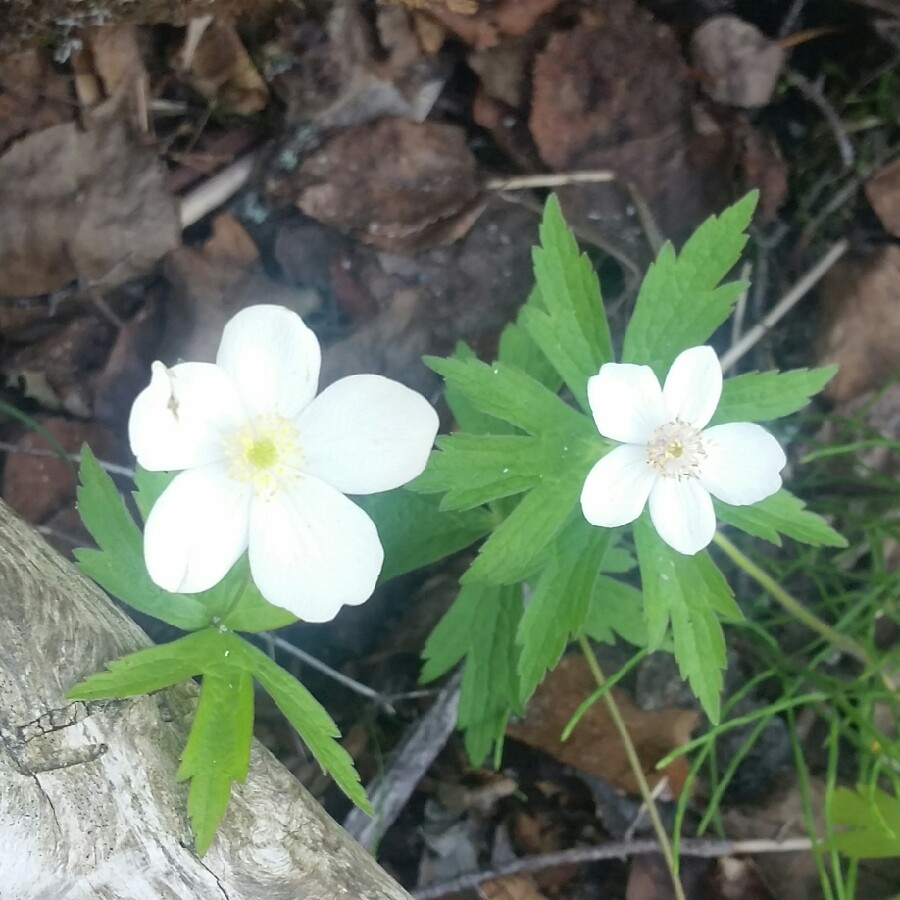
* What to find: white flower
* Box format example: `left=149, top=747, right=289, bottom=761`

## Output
left=580, top=346, right=786, bottom=555
left=128, top=305, right=439, bottom=622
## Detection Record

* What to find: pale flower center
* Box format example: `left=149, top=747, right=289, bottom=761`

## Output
left=646, top=420, right=705, bottom=478
left=224, top=414, right=303, bottom=496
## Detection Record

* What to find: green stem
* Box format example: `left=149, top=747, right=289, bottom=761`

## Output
left=712, top=531, right=870, bottom=666
left=576, top=635, right=686, bottom=900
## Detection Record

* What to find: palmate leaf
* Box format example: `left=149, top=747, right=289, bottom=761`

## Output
left=581, top=575, right=647, bottom=647
left=525, top=196, right=613, bottom=409
left=421, top=580, right=523, bottom=764
left=498, top=291, right=564, bottom=393
left=711, top=366, right=837, bottom=425
left=715, top=489, right=847, bottom=548
left=622, top=192, right=757, bottom=377
left=634, top=518, right=742, bottom=723
left=828, top=786, right=900, bottom=859
left=176, top=666, right=255, bottom=855
left=76, top=448, right=209, bottom=631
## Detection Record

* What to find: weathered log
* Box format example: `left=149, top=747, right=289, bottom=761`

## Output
left=0, top=498, right=412, bottom=899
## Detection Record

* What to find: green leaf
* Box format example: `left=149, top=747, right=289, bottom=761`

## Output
left=498, top=293, right=563, bottom=393
left=464, top=470, right=586, bottom=585
left=133, top=465, right=176, bottom=521
left=422, top=581, right=523, bottom=764
left=828, top=786, right=900, bottom=859
left=219, top=556, right=297, bottom=632
left=710, top=367, right=837, bottom=425
left=715, top=489, right=847, bottom=548
left=177, top=666, right=255, bottom=855
left=235, top=638, right=371, bottom=813
left=353, top=488, right=493, bottom=583
left=426, top=355, right=592, bottom=438
left=517, top=520, right=610, bottom=701
left=634, top=518, right=738, bottom=722
left=67, top=629, right=228, bottom=700
left=581, top=575, right=647, bottom=647
left=444, top=342, right=513, bottom=435
left=526, top=195, right=613, bottom=408
left=622, top=192, right=758, bottom=376
left=76, top=447, right=209, bottom=631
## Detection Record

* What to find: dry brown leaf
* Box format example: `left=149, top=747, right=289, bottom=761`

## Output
left=185, top=20, right=269, bottom=115
left=0, top=119, right=180, bottom=298
left=162, top=213, right=320, bottom=363
left=865, top=155, right=900, bottom=237
left=417, top=0, right=559, bottom=49
left=817, top=245, right=900, bottom=403
left=690, top=16, right=785, bottom=108
left=290, top=117, right=481, bottom=253
left=506, top=655, right=698, bottom=796
left=0, top=50, right=74, bottom=153
left=479, top=875, right=549, bottom=900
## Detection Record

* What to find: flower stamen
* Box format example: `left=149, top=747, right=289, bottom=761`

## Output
left=224, top=414, right=303, bottom=496
left=646, top=419, right=705, bottom=479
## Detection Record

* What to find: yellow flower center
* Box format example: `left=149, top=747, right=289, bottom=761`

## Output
left=646, top=420, right=705, bottom=478
left=224, top=414, right=303, bottom=496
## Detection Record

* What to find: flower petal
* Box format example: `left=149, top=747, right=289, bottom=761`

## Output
left=662, top=346, right=722, bottom=428
left=298, top=374, right=439, bottom=494
left=587, top=363, right=665, bottom=443
left=128, top=361, right=244, bottom=471
left=216, top=305, right=321, bottom=419
left=699, top=422, right=786, bottom=506
left=143, top=464, right=251, bottom=594
left=248, top=476, right=383, bottom=622
left=648, top=477, right=716, bottom=555
left=580, top=444, right=657, bottom=527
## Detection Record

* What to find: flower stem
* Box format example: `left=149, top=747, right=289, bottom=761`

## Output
left=575, top=635, right=687, bottom=900
left=711, top=531, right=870, bottom=666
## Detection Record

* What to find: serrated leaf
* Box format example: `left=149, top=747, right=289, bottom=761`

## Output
left=235, top=638, right=371, bottom=813
left=517, top=520, right=610, bottom=702
left=828, top=786, right=900, bottom=859
left=422, top=580, right=523, bottom=764
left=76, top=447, right=209, bottom=631
left=715, top=489, right=847, bottom=548
left=133, top=465, right=176, bottom=521
left=177, top=666, right=254, bottom=855
left=527, top=195, right=612, bottom=408
left=622, top=192, right=758, bottom=376
left=464, top=470, right=586, bottom=585
left=426, top=355, right=592, bottom=438
left=634, top=518, right=735, bottom=722
left=444, top=342, right=514, bottom=435
left=498, top=293, right=563, bottom=393
left=67, top=629, right=227, bottom=700
left=353, top=488, right=492, bottom=583
left=710, top=367, right=837, bottom=425
left=219, top=556, right=297, bottom=632
left=581, top=575, right=647, bottom=647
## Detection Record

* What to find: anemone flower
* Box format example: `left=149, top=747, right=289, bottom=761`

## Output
left=129, top=304, right=439, bottom=622
left=580, top=345, right=786, bottom=555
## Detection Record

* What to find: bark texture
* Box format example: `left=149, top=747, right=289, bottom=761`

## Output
left=0, top=498, right=412, bottom=900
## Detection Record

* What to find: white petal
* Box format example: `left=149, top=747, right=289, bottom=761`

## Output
left=143, top=464, right=251, bottom=594
left=587, top=363, right=665, bottom=443
left=699, top=423, right=786, bottom=506
left=648, top=477, right=716, bottom=555
left=297, top=375, right=439, bottom=494
left=248, top=476, right=383, bottom=622
left=580, top=444, right=657, bottom=527
left=128, top=362, right=244, bottom=471
left=216, top=305, right=322, bottom=419
left=662, top=346, right=722, bottom=428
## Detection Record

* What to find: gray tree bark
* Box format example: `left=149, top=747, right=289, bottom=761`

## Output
left=0, top=498, right=412, bottom=900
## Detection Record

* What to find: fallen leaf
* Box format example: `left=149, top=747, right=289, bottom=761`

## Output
left=0, top=119, right=181, bottom=297
left=0, top=50, right=74, bottom=152
left=506, top=655, right=699, bottom=796
left=690, top=16, right=785, bottom=108
left=865, top=155, right=900, bottom=237
left=817, top=245, right=900, bottom=403
left=480, top=875, right=549, bottom=900
left=184, top=20, right=270, bottom=115
left=289, top=117, right=481, bottom=252
left=162, top=213, right=320, bottom=363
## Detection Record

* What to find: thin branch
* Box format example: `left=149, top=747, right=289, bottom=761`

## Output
left=413, top=836, right=816, bottom=899
left=180, top=153, right=256, bottom=229
left=785, top=69, right=855, bottom=168
left=0, top=441, right=135, bottom=477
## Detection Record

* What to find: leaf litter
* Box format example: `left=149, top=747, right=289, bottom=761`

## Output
left=0, top=2, right=898, bottom=899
